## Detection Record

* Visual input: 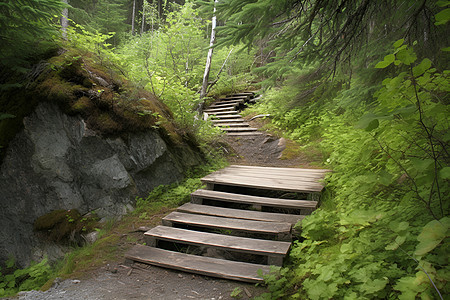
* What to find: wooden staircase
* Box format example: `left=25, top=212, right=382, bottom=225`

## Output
left=125, top=165, right=329, bottom=283
left=204, top=92, right=263, bottom=136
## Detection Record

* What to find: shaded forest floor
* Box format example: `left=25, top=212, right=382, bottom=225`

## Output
left=11, top=113, right=323, bottom=300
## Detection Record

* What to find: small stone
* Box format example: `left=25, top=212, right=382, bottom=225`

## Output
left=72, top=279, right=80, bottom=284
left=178, top=274, right=183, bottom=278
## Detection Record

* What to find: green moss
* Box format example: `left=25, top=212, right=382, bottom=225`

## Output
left=0, top=46, right=195, bottom=163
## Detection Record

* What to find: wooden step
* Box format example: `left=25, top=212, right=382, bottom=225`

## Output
left=213, top=114, right=243, bottom=119
left=228, top=92, right=254, bottom=97
left=226, top=132, right=264, bottom=136
left=207, top=110, right=239, bottom=115
left=201, top=168, right=325, bottom=193
left=144, top=226, right=291, bottom=265
left=191, top=189, right=317, bottom=211
left=219, top=96, right=248, bottom=101
left=125, top=245, right=271, bottom=283
left=204, top=107, right=236, bottom=113
left=211, top=166, right=328, bottom=182
left=209, top=101, right=242, bottom=108
left=221, top=127, right=259, bottom=132
left=213, top=99, right=245, bottom=105
left=162, top=212, right=292, bottom=241
left=213, top=122, right=250, bottom=127
left=178, top=203, right=304, bottom=224
left=211, top=118, right=246, bottom=123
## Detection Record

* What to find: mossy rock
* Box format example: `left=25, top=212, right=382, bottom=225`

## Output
left=34, top=209, right=99, bottom=242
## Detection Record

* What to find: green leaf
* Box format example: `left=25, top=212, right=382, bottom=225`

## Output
left=414, top=217, right=449, bottom=256
left=375, top=54, right=395, bottom=69
left=439, top=167, right=450, bottom=179
left=435, top=8, right=450, bottom=25
left=437, top=1, right=450, bottom=7
left=442, top=47, right=450, bottom=52
left=412, top=58, right=432, bottom=77
left=393, top=39, right=404, bottom=48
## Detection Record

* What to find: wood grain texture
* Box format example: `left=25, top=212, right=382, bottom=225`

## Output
left=145, top=226, right=291, bottom=256
left=178, top=202, right=305, bottom=224
left=125, top=245, right=271, bottom=283
left=191, top=189, right=317, bottom=209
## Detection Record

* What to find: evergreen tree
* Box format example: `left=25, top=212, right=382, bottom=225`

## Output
left=0, top=0, right=65, bottom=74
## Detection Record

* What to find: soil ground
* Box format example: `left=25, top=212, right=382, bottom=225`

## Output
left=8, top=112, right=321, bottom=300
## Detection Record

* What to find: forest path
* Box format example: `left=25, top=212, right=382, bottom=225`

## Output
left=125, top=93, right=329, bottom=283
left=16, top=92, right=327, bottom=300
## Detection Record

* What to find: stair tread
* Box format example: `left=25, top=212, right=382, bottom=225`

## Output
left=191, top=189, right=317, bottom=210
left=221, top=127, right=259, bottom=132
left=226, top=132, right=264, bottom=136
left=211, top=118, right=246, bottom=123
left=207, top=110, right=239, bottom=115
left=213, top=114, right=243, bottom=119
left=125, top=245, right=271, bottom=283
left=204, top=107, right=236, bottom=113
left=145, top=225, right=291, bottom=255
left=163, top=212, right=291, bottom=236
left=178, top=202, right=304, bottom=224
left=214, top=122, right=250, bottom=127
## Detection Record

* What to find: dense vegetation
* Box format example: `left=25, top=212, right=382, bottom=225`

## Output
left=0, top=0, right=448, bottom=298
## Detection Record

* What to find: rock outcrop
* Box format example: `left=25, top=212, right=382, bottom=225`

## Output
left=0, top=102, right=202, bottom=266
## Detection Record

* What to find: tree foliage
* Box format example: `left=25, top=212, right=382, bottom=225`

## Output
left=0, top=0, right=64, bottom=74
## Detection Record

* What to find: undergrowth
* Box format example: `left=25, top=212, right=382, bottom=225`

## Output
left=252, top=41, right=449, bottom=299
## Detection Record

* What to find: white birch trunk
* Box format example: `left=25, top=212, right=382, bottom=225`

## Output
left=200, top=0, right=218, bottom=100
left=141, top=2, right=146, bottom=35
left=131, top=0, right=136, bottom=35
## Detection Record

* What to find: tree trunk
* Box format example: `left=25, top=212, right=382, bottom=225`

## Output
left=131, top=0, right=136, bottom=35
left=141, top=1, right=146, bottom=35
left=61, top=0, right=69, bottom=39
left=199, top=0, right=218, bottom=102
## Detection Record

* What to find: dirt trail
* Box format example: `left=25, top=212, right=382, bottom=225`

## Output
left=10, top=113, right=318, bottom=300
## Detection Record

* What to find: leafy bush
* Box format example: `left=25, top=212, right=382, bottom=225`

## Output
left=254, top=41, right=449, bottom=299
left=0, top=257, right=53, bottom=297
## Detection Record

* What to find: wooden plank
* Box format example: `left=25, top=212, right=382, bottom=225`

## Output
left=207, top=110, right=239, bottom=115
left=228, top=165, right=330, bottom=175
left=209, top=168, right=327, bottom=182
left=201, top=174, right=324, bottom=193
left=213, top=99, right=245, bottom=104
left=220, top=96, right=248, bottom=101
left=226, top=132, right=264, bottom=136
left=145, top=226, right=291, bottom=256
left=214, top=114, right=243, bottom=119
left=209, top=101, right=242, bottom=107
left=162, top=212, right=291, bottom=237
left=211, top=118, right=245, bottom=123
left=214, top=122, right=250, bottom=127
left=178, top=203, right=304, bottom=224
left=125, top=245, right=271, bottom=283
left=228, top=92, right=254, bottom=97
left=191, top=189, right=317, bottom=210
left=204, top=107, right=236, bottom=113
left=221, top=127, right=259, bottom=132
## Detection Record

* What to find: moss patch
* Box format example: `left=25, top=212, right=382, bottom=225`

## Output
left=0, top=47, right=192, bottom=162
left=34, top=209, right=98, bottom=242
